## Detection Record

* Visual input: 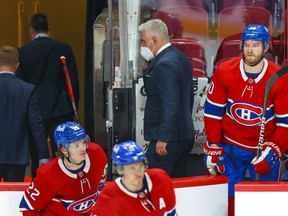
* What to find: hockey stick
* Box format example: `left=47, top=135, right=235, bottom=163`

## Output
left=255, top=66, right=288, bottom=180
left=60, top=56, right=80, bottom=124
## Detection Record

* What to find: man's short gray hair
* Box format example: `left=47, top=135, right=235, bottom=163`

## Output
left=139, top=19, right=169, bottom=41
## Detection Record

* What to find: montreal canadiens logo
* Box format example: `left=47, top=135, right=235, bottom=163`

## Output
left=66, top=192, right=98, bottom=213
left=230, top=102, right=262, bottom=126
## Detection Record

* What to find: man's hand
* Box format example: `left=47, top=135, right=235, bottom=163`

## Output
left=204, top=142, right=225, bottom=175
left=39, top=158, right=49, bottom=166
left=156, top=140, right=168, bottom=156
left=252, top=142, right=281, bottom=175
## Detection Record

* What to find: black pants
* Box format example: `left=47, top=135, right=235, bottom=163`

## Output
left=146, top=138, right=195, bottom=178
left=0, top=164, right=26, bottom=182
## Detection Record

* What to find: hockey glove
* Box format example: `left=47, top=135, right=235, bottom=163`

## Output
left=252, top=142, right=281, bottom=175
left=204, top=142, right=225, bottom=175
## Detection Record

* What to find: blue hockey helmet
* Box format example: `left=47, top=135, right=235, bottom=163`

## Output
left=54, top=121, right=87, bottom=147
left=112, top=140, right=146, bottom=165
left=241, top=24, right=270, bottom=48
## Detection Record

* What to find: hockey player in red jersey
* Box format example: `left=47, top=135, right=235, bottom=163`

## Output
left=19, top=121, right=107, bottom=215
left=203, top=24, right=288, bottom=215
left=90, top=140, right=178, bottom=216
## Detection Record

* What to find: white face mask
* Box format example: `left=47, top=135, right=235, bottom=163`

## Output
left=140, top=40, right=155, bottom=61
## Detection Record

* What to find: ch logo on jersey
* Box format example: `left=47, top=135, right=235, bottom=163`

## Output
left=64, top=191, right=98, bottom=214
left=230, top=102, right=262, bottom=126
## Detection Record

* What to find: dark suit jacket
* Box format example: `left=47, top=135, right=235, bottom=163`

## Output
left=16, top=37, right=79, bottom=120
left=0, top=72, right=48, bottom=164
left=143, top=45, right=195, bottom=142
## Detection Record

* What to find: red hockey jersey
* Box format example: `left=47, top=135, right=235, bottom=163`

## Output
left=19, top=143, right=107, bottom=216
left=91, top=168, right=177, bottom=216
left=204, top=57, right=288, bottom=153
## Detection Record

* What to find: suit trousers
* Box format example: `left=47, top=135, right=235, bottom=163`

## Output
left=0, top=164, right=26, bottom=182
left=146, top=138, right=194, bottom=178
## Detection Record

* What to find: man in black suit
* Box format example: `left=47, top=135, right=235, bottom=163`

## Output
left=16, top=13, right=80, bottom=177
left=139, top=19, right=195, bottom=178
left=0, top=46, right=49, bottom=182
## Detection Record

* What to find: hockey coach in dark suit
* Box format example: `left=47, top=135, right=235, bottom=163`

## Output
left=140, top=19, right=195, bottom=178
left=16, top=13, right=80, bottom=160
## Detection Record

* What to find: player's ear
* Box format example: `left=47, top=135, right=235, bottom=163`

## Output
left=264, top=43, right=269, bottom=53
left=116, top=165, right=124, bottom=175
left=60, top=146, right=69, bottom=157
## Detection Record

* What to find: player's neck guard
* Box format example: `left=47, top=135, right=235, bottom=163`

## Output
left=65, top=156, right=85, bottom=166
